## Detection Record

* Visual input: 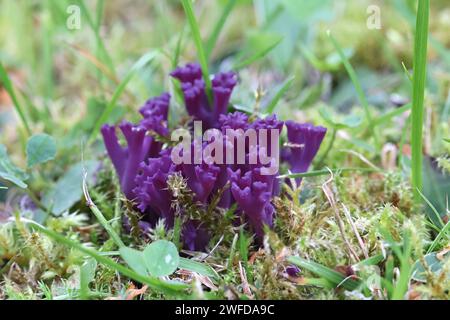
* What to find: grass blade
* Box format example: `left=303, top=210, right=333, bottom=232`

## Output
left=76, top=0, right=116, bottom=76
left=392, top=231, right=413, bottom=300
left=287, top=256, right=361, bottom=291
left=0, top=62, right=32, bottom=135
left=394, top=0, right=450, bottom=70
left=95, top=0, right=106, bottom=82
left=278, top=167, right=379, bottom=179
left=205, top=0, right=238, bottom=59
left=314, top=128, right=337, bottom=169
left=42, top=0, right=54, bottom=111
left=427, top=220, right=450, bottom=254
left=88, top=198, right=125, bottom=248
left=179, top=257, right=218, bottom=280
left=172, top=25, right=185, bottom=69
left=353, top=254, right=384, bottom=268
left=417, top=188, right=445, bottom=230
left=89, top=50, right=158, bottom=143
left=233, top=37, right=282, bottom=70
left=24, top=220, right=189, bottom=295
left=82, top=169, right=127, bottom=247
left=181, top=0, right=211, bottom=94
left=239, top=227, right=252, bottom=283
left=265, top=76, right=294, bottom=114
left=411, top=0, right=430, bottom=201
left=372, top=103, right=412, bottom=127
left=68, top=42, right=119, bottom=84
left=327, top=31, right=379, bottom=147
left=95, top=0, right=105, bottom=30
left=227, top=233, right=238, bottom=271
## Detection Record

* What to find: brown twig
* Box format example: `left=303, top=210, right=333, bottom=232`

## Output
left=322, top=169, right=360, bottom=263
left=342, top=203, right=369, bottom=259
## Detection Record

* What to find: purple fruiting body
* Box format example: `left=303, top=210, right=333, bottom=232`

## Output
left=101, top=63, right=327, bottom=249
left=171, top=63, right=237, bottom=129
left=284, top=121, right=327, bottom=181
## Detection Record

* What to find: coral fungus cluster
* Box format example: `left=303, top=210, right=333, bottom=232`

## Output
left=101, top=63, right=327, bottom=250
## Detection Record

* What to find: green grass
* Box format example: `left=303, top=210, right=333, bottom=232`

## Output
left=181, top=0, right=211, bottom=96
left=327, top=31, right=379, bottom=148
left=279, top=167, right=380, bottom=179
left=410, top=0, right=430, bottom=201
left=232, top=37, right=282, bottom=70
left=26, top=219, right=189, bottom=296
left=287, top=256, right=361, bottom=291
left=266, top=76, right=295, bottom=114
left=84, top=188, right=126, bottom=248
left=0, top=62, right=32, bottom=136
left=42, top=0, right=54, bottom=114
left=75, top=0, right=116, bottom=77
left=427, top=220, right=450, bottom=254
left=372, top=103, right=412, bottom=127
left=205, top=0, right=238, bottom=59
left=88, top=50, right=159, bottom=143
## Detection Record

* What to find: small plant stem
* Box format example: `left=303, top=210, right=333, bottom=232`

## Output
left=83, top=175, right=125, bottom=248
left=427, top=220, right=450, bottom=253
left=112, top=188, right=122, bottom=236
left=315, top=128, right=337, bottom=169
left=279, top=167, right=379, bottom=180
left=239, top=227, right=252, bottom=283
left=22, top=219, right=188, bottom=295
left=173, top=215, right=182, bottom=250
left=89, top=201, right=125, bottom=248
left=392, top=231, right=412, bottom=300
left=227, top=233, right=238, bottom=271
